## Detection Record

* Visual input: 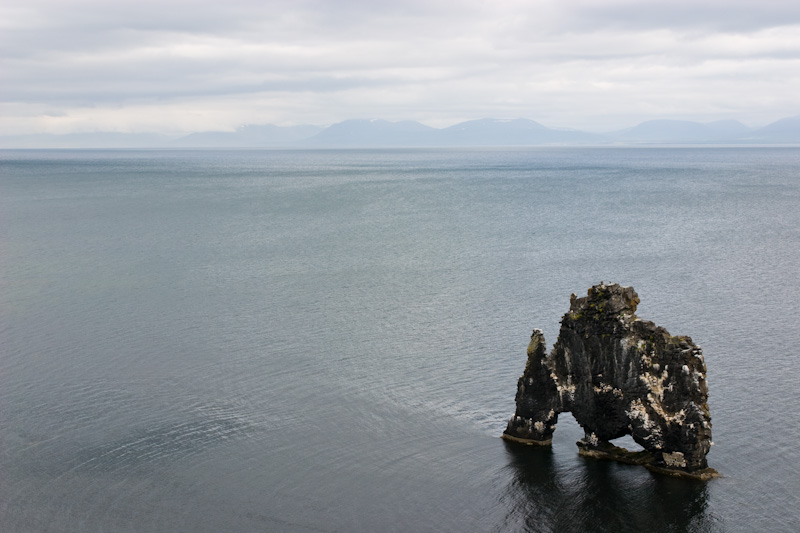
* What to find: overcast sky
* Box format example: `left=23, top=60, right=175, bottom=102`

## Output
left=2, top=0, right=799, bottom=135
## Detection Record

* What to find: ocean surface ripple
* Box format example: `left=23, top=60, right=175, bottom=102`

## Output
left=1, top=147, right=799, bottom=532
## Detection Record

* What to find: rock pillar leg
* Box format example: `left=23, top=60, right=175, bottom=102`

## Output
left=502, top=329, right=562, bottom=445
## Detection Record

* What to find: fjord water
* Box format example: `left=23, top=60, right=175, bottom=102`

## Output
left=1, top=147, right=799, bottom=532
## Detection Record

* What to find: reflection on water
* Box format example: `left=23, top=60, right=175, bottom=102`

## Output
left=501, top=441, right=722, bottom=533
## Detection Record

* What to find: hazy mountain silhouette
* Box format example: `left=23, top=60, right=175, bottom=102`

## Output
left=0, top=132, right=173, bottom=148
left=301, top=119, right=439, bottom=147
left=437, top=118, right=599, bottom=145
left=301, top=118, right=599, bottom=146
left=171, top=124, right=323, bottom=147
left=747, top=115, right=800, bottom=142
left=2, top=115, right=799, bottom=148
left=608, top=119, right=753, bottom=142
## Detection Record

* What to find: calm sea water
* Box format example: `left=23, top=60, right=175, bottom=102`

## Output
left=1, top=147, right=799, bottom=532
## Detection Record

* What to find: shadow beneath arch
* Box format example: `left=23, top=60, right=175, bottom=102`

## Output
left=499, top=440, right=721, bottom=533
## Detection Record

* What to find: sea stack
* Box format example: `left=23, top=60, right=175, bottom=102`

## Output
left=503, top=283, right=718, bottom=480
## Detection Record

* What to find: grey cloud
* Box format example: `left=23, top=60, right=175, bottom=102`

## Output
left=1, top=0, right=799, bottom=134
left=561, top=0, right=800, bottom=32
left=3, top=73, right=394, bottom=104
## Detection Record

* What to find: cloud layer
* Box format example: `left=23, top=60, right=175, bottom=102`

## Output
left=2, top=0, right=799, bottom=134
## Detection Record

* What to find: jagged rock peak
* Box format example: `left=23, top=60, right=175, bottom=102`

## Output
left=569, top=281, right=640, bottom=317
left=503, top=283, right=718, bottom=480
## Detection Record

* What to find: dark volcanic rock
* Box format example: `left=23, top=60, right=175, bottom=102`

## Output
left=503, top=283, right=717, bottom=479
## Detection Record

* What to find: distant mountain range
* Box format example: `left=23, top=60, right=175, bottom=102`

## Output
left=170, top=124, right=324, bottom=148
left=2, top=116, right=799, bottom=148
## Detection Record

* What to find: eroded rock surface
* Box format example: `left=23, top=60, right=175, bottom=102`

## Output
left=503, top=283, right=717, bottom=479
